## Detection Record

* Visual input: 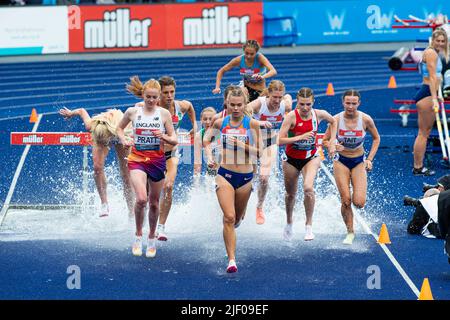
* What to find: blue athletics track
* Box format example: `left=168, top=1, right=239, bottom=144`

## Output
left=0, top=48, right=449, bottom=301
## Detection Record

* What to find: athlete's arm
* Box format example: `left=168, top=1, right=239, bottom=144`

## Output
left=277, top=112, right=313, bottom=145
left=316, top=109, right=337, bottom=156
left=193, top=131, right=203, bottom=175
left=248, top=96, right=263, bottom=115
left=249, top=119, right=263, bottom=159
left=161, top=108, right=178, bottom=146
left=258, top=54, right=277, bottom=80
left=364, top=114, right=380, bottom=170
left=283, top=94, right=293, bottom=113
left=59, top=107, right=92, bottom=131
left=204, top=119, right=222, bottom=167
left=182, top=100, right=198, bottom=136
left=424, top=49, right=440, bottom=110
left=213, top=57, right=240, bottom=94
left=117, top=107, right=135, bottom=146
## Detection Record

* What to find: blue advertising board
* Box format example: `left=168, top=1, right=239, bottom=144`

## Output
left=263, top=0, right=450, bottom=46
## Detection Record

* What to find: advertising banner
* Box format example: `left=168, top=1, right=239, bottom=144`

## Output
left=68, top=2, right=263, bottom=53
left=263, top=0, right=450, bottom=46
left=0, top=6, right=68, bottom=55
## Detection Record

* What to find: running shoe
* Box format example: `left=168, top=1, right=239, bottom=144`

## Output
left=132, top=236, right=143, bottom=256
left=343, top=233, right=355, bottom=245
left=256, top=208, right=265, bottom=225
left=304, top=225, right=315, bottom=241
left=413, top=167, right=435, bottom=176
left=156, top=224, right=168, bottom=241
left=226, top=259, right=238, bottom=273
left=99, top=203, right=109, bottom=218
left=283, top=224, right=293, bottom=241
left=146, top=238, right=157, bottom=258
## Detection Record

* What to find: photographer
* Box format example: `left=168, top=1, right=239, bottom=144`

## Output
left=405, top=174, right=450, bottom=263
left=406, top=174, right=449, bottom=237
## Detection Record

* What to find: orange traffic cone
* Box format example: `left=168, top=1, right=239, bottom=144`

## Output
left=418, top=278, right=433, bottom=300
left=29, top=108, right=38, bottom=123
left=388, top=75, right=397, bottom=89
left=326, top=83, right=335, bottom=96
left=377, top=223, right=391, bottom=244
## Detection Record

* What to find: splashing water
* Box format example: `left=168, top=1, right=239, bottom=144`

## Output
left=1, top=158, right=376, bottom=255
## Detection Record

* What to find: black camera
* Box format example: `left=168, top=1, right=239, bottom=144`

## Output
left=422, top=183, right=439, bottom=193
left=403, top=195, right=420, bottom=207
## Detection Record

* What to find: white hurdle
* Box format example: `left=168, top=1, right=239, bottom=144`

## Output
left=7, top=132, right=94, bottom=218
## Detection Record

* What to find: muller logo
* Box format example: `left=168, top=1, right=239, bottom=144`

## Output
left=60, top=135, right=81, bottom=144
left=23, top=135, right=43, bottom=144
left=84, top=9, right=152, bottom=49
left=183, top=6, right=250, bottom=46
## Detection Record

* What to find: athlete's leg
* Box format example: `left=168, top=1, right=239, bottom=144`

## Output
left=413, top=97, right=435, bottom=170
left=92, top=145, right=109, bottom=206
left=235, top=180, right=254, bottom=227
left=159, top=155, right=179, bottom=225
left=114, top=144, right=134, bottom=217
left=282, top=160, right=300, bottom=226
left=256, top=144, right=277, bottom=224
left=350, top=163, right=367, bottom=210
left=333, top=160, right=353, bottom=233
left=301, top=157, right=321, bottom=227
left=129, top=168, right=148, bottom=256
left=146, top=177, right=165, bottom=258
left=215, top=174, right=237, bottom=262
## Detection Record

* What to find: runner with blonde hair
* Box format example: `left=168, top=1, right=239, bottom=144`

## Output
left=204, top=86, right=263, bottom=273
left=59, top=107, right=134, bottom=218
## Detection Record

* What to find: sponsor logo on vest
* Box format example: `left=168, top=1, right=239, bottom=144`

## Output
left=84, top=9, right=152, bottom=49
left=183, top=6, right=250, bottom=46
left=23, top=135, right=43, bottom=144
left=136, top=122, right=161, bottom=128
left=60, top=135, right=81, bottom=144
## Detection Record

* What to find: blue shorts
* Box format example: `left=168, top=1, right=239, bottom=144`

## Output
left=414, top=84, right=431, bottom=103
left=335, top=154, right=365, bottom=170
left=217, top=167, right=253, bottom=190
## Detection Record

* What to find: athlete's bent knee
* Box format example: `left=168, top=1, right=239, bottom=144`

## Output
left=352, top=199, right=365, bottom=209
left=135, top=197, right=148, bottom=208
left=223, top=214, right=236, bottom=226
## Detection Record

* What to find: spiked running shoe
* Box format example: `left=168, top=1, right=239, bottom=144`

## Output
left=226, top=259, right=238, bottom=273
left=146, top=238, right=157, bottom=258
left=132, top=236, right=143, bottom=256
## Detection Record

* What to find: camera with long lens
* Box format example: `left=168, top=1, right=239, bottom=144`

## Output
left=403, top=195, right=420, bottom=207
left=422, top=183, right=439, bottom=193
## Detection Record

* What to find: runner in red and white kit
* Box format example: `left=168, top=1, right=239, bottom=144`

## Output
left=278, top=87, right=336, bottom=241
left=249, top=80, right=292, bottom=224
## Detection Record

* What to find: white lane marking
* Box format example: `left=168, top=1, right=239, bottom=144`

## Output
left=320, top=162, right=421, bottom=298
left=0, top=114, right=43, bottom=227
